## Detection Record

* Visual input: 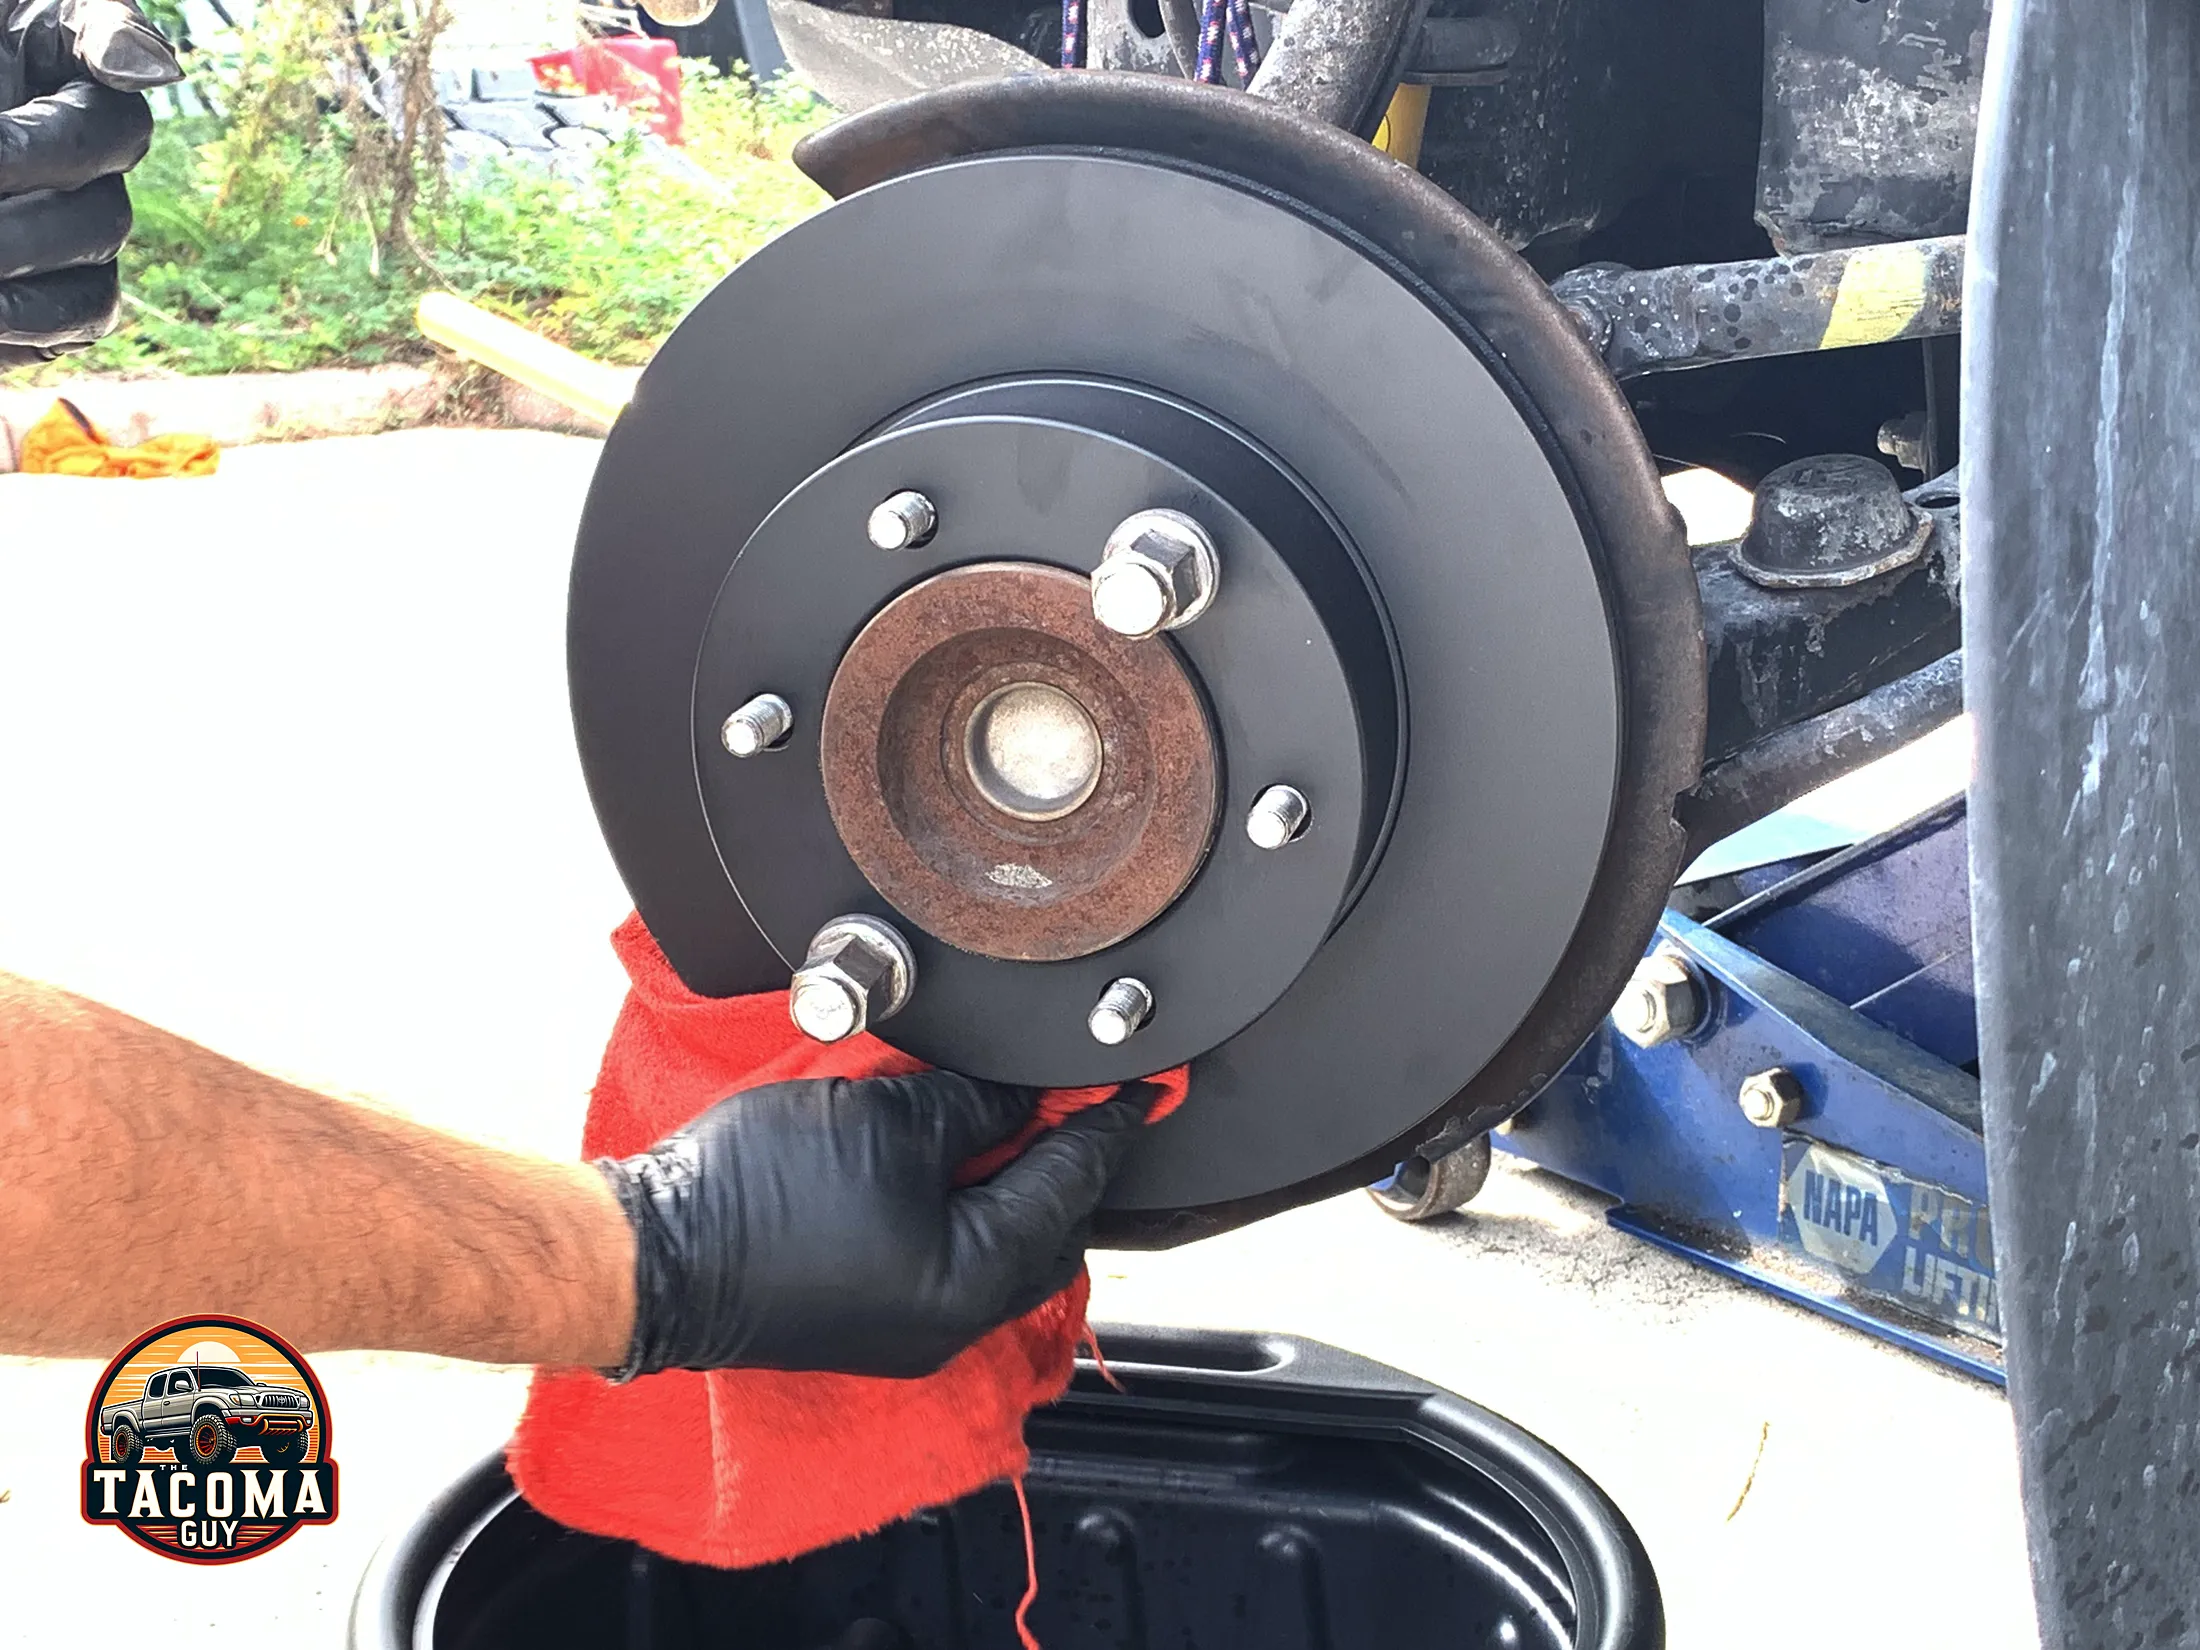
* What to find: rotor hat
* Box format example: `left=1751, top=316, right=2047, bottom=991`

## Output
left=691, top=379, right=1394, bottom=1089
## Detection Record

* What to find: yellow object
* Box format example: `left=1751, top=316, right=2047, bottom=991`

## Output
left=416, top=292, right=634, bottom=427
left=1820, top=242, right=1930, bottom=351
left=1372, top=83, right=1431, bottom=170
left=18, top=400, right=219, bottom=478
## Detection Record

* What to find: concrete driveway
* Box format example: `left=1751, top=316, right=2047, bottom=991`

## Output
left=0, top=431, right=2036, bottom=1646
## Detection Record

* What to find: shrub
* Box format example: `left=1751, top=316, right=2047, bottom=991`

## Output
left=6, top=10, right=830, bottom=382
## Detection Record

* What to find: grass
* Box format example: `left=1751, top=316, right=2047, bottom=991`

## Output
left=5, top=64, right=832, bottom=384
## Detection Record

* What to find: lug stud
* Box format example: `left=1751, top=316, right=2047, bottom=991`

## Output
left=721, top=693, right=794, bottom=757
left=1087, top=977, right=1155, bottom=1045
left=1246, top=784, right=1311, bottom=849
left=789, top=915, right=916, bottom=1043
left=1090, top=509, right=1219, bottom=638
left=867, top=490, right=938, bottom=551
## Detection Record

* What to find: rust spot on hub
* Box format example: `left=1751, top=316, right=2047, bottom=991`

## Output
left=819, top=562, right=1219, bottom=962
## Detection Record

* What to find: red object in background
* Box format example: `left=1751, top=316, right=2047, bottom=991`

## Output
left=530, top=38, right=685, bottom=144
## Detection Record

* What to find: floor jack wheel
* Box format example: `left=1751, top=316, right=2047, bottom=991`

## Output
left=568, top=76, right=1705, bottom=1245
left=1367, top=1135, right=1494, bottom=1223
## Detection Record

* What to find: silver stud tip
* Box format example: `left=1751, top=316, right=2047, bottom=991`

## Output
left=722, top=693, right=794, bottom=757
left=789, top=977, right=862, bottom=1043
left=1087, top=977, right=1155, bottom=1045
left=1246, top=784, right=1311, bottom=849
left=1090, top=509, right=1219, bottom=638
left=788, top=915, right=916, bottom=1043
left=867, top=490, right=938, bottom=551
left=1090, top=561, right=1173, bottom=638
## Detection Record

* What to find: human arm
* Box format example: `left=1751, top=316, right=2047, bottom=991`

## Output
left=1, top=0, right=181, bottom=365
left=0, top=970, right=1146, bottom=1373
left=0, top=970, right=636, bottom=1364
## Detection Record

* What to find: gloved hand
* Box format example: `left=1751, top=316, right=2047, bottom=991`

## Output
left=1, top=0, right=180, bottom=367
left=596, top=1072, right=1153, bottom=1380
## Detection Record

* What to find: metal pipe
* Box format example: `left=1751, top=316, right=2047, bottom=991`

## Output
left=1552, top=235, right=1966, bottom=380
left=1678, top=650, right=1965, bottom=861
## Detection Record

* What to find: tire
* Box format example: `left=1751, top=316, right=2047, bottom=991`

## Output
left=1367, top=1134, right=1493, bottom=1222
left=107, top=1422, right=143, bottom=1468
left=183, top=1413, right=237, bottom=1469
left=259, top=1434, right=308, bottom=1467
left=1967, top=0, right=2200, bottom=1626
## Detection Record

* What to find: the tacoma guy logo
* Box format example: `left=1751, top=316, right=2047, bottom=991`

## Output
left=82, top=1316, right=338, bottom=1562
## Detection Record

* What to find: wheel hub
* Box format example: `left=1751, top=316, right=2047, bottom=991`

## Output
left=818, top=561, right=1219, bottom=963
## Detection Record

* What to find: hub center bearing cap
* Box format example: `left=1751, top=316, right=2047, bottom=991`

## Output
left=964, top=681, right=1102, bottom=823
left=567, top=77, right=1705, bottom=1242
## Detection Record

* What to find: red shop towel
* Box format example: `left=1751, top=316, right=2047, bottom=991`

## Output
left=507, top=914, right=1187, bottom=1569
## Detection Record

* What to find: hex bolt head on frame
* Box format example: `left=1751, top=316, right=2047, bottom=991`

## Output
left=1738, top=1067, right=1806, bottom=1129
left=867, top=490, right=938, bottom=552
left=1087, top=977, right=1155, bottom=1046
left=1611, top=950, right=1705, bottom=1048
left=788, top=915, right=917, bottom=1044
left=1246, top=784, right=1311, bottom=849
left=1090, top=509, right=1220, bottom=639
left=721, top=693, right=794, bottom=757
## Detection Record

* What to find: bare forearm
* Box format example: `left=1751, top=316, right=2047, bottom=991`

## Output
left=0, top=973, right=633, bottom=1365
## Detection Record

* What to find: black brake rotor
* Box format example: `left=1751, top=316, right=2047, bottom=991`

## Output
left=568, top=76, right=1704, bottom=1243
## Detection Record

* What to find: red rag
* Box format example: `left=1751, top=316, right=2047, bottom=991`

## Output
left=506, top=914, right=1188, bottom=1569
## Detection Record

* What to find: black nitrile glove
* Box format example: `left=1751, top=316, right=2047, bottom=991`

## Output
left=596, top=1072, right=1154, bottom=1380
left=0, top=0, right=180, bottom=367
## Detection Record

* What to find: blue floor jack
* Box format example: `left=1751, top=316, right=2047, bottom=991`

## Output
left=1374, top=784, right=2002, bottom=1385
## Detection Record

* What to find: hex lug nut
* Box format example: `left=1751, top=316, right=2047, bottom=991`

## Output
left=721, top=693, right=794, bottom=757
left=1090, top=509, right=1219, bottom=639
left=1738, top=1067, right=1806, bottom=1129
left=1246, top=784, right=1311, bottom=850
left=789, top=915, right=916, bottom=1044
left=1612, top=949, right=1705, bottom=1048
left=1087, top=977, right=1155, bottom=1046
left=867, top=490, right=938, bottom=551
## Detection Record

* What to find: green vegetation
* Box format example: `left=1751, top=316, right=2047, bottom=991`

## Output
left=7, top=16, right=831, bottom=384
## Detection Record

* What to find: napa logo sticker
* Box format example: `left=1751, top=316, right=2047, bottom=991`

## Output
left=82, top=1316, right=338, bottom=1563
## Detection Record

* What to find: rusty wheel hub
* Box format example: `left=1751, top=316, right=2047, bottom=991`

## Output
left=820, top=563, right=1218, bottom=962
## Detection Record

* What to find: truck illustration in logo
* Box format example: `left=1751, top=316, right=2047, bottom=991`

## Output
left=99, top=1362, right=315, bottom=1469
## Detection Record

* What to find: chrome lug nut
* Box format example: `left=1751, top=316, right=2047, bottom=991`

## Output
left=1612, top=949, right=1704, bottom=1048
left=721, top=693, right=794, bottom=757
left=1087, top=977, right=1154, bottom=1046
left=1090, top=509, right=1219, bottom=639
left=1738, top=1067, right=1806, bottom=1129
left=1246, top=784, right=1311, bottom=849
left=789, top=915, right=916, bottom=1043
left=867, top=490, right=938, bottom=551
